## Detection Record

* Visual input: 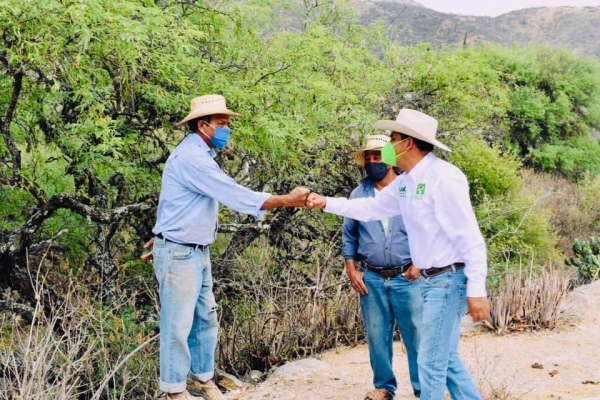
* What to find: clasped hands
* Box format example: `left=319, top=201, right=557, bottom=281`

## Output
left=287, top=187, right=326, bottom=210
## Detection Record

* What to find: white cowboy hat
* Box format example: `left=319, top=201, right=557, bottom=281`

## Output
left=350, top=134, right=390, bottom=166
left=373, top=109, right=451, bottom=152
left=176, top=94, right=241, bottom=127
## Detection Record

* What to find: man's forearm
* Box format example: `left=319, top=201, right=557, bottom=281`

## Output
left=261, top=194, right=293, bottom=210
left=261, top=187, right=310, bottom=210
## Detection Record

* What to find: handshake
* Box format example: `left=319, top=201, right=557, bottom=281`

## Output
left=285, top=186, right=326, bottom=209
left=141, top=186, right=328, bottom=262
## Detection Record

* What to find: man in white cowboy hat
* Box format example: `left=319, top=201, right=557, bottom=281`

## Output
left=306, top=109, right=489, bottom=400
left=343, top=134, right=423, bottom=400
left=150, top=94, right=310, bottom=400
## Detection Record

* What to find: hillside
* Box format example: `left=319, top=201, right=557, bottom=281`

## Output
left=353, top=1, right=600, bottom=58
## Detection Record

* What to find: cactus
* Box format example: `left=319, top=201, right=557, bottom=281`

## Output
left=566, top=237, right=600, bottom=283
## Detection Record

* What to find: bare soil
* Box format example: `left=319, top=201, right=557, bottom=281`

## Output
left=225, top=281, right=600, bottom=400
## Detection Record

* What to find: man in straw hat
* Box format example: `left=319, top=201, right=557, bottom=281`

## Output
left=343, top=134, right=422, bottom=400
left=149, top=94, right=310, bottom=400
left=306, top=109, right=489, bottom=400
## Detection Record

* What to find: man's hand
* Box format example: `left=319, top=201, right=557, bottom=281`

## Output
left=140, top=237, right=154, bottom=262
left=402, top=264, right=421, bottom=281
left=306, top=192, right=327, bottom=210
left=467, top=297, right=490, bottom=322
left=287, top=186, right=311, bottom=207
left=345, top=261, right=368, bottom=295
left=261, top=187, right=311, bottom=209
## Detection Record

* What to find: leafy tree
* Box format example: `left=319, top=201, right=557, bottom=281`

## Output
left=0, top=0, right=206, bottom=296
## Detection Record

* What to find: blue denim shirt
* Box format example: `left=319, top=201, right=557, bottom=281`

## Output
left=152, top=133, right=271, bottom=245
left=342, top=177, right=411, bottom=268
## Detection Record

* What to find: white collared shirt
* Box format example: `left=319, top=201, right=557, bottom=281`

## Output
left=325, top=152, right=487, bottom=297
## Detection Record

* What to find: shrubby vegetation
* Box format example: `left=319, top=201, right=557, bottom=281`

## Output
left=1, top=0, right=599, bottom=397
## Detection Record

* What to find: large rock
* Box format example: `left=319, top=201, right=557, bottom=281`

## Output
left=268, top=358, right=330, bottom=381
left=562, top=280, right=600, bottom=322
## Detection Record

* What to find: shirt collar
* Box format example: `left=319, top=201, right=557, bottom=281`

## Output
left=188, top=132, right=216, bottom=159
left=360, top=177, right=375, bottom=194
left=407, top=152, right=436, bottom=182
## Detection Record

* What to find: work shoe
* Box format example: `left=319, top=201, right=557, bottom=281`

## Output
left=189, top=380, right=226, bottom=400
left=365, top=388, right=393, bottom=400
left=164, top=390, right=202, bottom=399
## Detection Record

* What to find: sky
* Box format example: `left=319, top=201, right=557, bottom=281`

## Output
left=414, top=0, right=600, bottom=17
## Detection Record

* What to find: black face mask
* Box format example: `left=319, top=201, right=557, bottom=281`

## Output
left=364, top=162, right=389, bottom=182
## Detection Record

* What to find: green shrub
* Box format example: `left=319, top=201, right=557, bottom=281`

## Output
left=484, top=46, right=600, bottom=156
left=476, top=194, right=560, bottom=269
left=449, top=135, right=522, bottom=204
left=529, top=136, right=600, bottom=181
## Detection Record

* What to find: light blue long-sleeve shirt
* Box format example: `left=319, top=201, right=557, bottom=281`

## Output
left=342, top=177, right=411, bottom=268
left=152, top=133, right=271, bottom=245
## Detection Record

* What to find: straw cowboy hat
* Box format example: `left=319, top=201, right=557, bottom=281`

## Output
left=176, top=94, right=241, bottom=127
left=373, top=109, right=451, bottom=152
left=350, top=134, right=390, bottom=166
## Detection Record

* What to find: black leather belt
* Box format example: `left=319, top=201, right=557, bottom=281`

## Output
left=420, top=262, right=465, bottom=278
left=361, top=261, right=412, bottom=278
left=156, top=233, right=208, bottom=251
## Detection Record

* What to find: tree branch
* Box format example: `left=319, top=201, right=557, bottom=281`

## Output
left=0, top=195, right=155, bottom=256
left=254, top=63, right=291, bottom=86
left=1, top=69, right=23, bottom=180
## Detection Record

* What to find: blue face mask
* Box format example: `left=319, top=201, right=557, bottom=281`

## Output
left=201, top=123, right=231, bottom=149
left=364, top=162, right=389, bottom=182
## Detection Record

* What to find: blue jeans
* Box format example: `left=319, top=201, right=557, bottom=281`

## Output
left=360, top=268, right=423, bottom=397
left=418, top=269, right=482, bottom=400
left=153, top=238, right=218, bottom=393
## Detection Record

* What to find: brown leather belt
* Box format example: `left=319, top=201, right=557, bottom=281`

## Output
left=156, top=233, right=209, bottom=251
left=420, top=262, right=465, bottom=278
left=361, top=261, right=412, bottom=278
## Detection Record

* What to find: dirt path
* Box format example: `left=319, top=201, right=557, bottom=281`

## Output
left=225, top=281, right=600, bottom=400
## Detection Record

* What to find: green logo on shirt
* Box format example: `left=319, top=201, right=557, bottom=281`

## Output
left=415, top=183, right=426, bottom=199
left=399, top=186, right=407, bottom=197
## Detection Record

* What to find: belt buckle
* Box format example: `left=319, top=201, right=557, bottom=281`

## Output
left=381, top=269, right=394, bottom=278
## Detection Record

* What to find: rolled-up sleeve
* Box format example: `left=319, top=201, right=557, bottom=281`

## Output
left=342, top=216, right=359, bottom=260
left=179, top=154, right=271, bottom=220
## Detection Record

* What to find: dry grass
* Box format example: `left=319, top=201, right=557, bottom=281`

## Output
left=0, top=257, right=159, bottom=399
left=521, top=169, right=600, bottom=257
left=474, top=346, right=530, bottom=400
left=216, top=235, right=363, bottom=376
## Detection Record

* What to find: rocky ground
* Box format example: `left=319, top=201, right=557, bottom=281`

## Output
left=218, top=281, right=600, bottom=400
